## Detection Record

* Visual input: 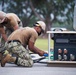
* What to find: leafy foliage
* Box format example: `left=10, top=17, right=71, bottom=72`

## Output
left=0, top=0, right=75, bottom=30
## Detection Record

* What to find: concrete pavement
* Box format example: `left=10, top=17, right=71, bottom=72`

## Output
left=0, top=63, right=76, bottom=75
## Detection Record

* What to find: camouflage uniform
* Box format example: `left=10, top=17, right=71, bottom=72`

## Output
left=2, top=27, right=38, bottom=67
left=5, top=41, right=33, bottom=67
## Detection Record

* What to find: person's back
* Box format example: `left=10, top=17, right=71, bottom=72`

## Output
left=8, top=27, right=38, bottom=47
left=6, top=13, right=20, bottom=22
left=5, top=13, right=21, bottom=28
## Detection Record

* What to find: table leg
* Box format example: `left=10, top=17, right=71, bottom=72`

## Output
left=48, top=33, right=51, bottom=61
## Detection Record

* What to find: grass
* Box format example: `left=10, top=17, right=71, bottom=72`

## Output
left=35, top=38, right=54, bottom=51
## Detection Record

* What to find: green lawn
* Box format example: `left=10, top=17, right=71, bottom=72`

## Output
left=35, top=38, right=54, bottom=51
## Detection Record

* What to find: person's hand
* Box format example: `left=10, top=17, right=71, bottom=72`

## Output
left=39, top=51, right=48, bottom=56
left=43, top=53, right=48, bottom=57
left=43, top=51, right=48, bottom=56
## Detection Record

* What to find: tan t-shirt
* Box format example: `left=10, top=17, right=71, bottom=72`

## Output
left=0, top=13, right=20, bottom=28
left=8, top=27, right=38, bottom=47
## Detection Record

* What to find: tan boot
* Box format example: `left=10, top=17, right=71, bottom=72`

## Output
left=0, top=52, right=2, bottom=61
left=1, top=54, right=16, bottom=67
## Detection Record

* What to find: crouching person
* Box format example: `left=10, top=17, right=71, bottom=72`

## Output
left=1, top=21, right=48, bottom=67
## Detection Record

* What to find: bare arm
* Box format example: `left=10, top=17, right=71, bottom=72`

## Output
left=28, top=40, right=47, bottom=56
left=10, top=16, right=20, bottom=31
left=0, top=27, right=7, bottom=41
left=13, top=25, right=19, bottom=30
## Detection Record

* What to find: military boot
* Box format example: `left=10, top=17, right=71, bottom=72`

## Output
left=0, top=52, right=2, bottom=62
left=1, top=54, right=16, bottom=67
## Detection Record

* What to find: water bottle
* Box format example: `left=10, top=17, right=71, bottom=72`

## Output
left=50, top=49, right=54, bottom=60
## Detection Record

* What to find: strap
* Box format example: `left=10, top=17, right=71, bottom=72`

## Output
left=7, top=40, right=21, bottom=43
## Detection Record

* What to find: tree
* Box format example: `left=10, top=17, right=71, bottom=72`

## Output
left=29, top=0, right=75, bottom=31
left=0, top=0, right=75, bottom=31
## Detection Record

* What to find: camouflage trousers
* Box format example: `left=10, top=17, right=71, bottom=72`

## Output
left=5, top=41, right=33, bottom=67
left=0, top=29, right=12, bottom=53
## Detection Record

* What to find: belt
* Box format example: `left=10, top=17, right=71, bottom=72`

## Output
left=7, top=40, right=21, bottom=43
